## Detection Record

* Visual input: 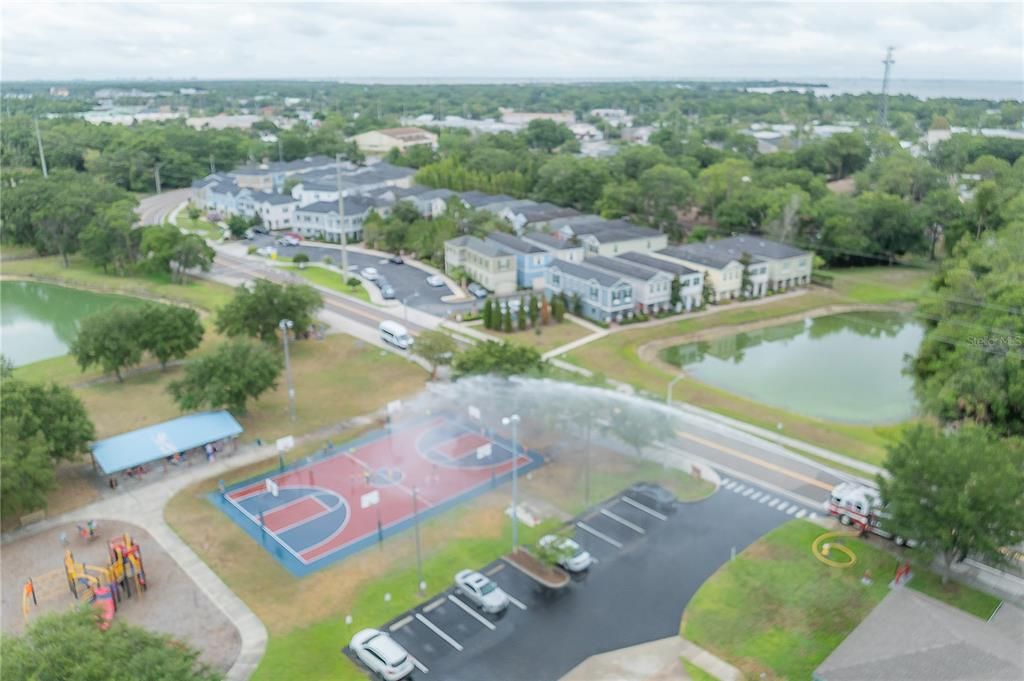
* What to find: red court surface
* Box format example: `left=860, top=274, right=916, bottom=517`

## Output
left=217, top=415, right=542, bottom=575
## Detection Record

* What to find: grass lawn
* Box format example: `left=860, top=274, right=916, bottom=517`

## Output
left=682, top=659, right=717, bottom=681
left=283, top=265, right=372, bottom=304
left=680, top=520, right=1001, bottom=680
left=479, top=317, right=593, bottom=354
left=177, top=215, right=226, bottom=240
left=2, top=255, right=234, bottom=312
left=826, top=266, right=933, bottom=304
left=0, top=243, right=40, bottom=259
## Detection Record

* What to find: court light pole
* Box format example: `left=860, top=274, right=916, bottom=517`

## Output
left=501, top=414, right=521, bottom=552
left=279, top=319, right=296, bottom=422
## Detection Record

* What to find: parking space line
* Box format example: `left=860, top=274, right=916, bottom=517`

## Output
left=504, top=591, right=528, bottom=611
left=423, top=597, right=446, bottom=613
left=447, top=594, right=497, bottom=630
left=485, top=563, right=505, bottom=576
left=410, top=655, right=429, bottom=674
left=577, top=521, right=624, bottom=548
left=768, top=498, right=780, bottom=508
left=620, top=496, right=668, bottom=521
left=796, top=509, right=807, bottom=518
left=415, top=613, right=463, bottom=651
left=600, top=508, right=645, bottom=534
left=389, top=615, right=414, bottom=631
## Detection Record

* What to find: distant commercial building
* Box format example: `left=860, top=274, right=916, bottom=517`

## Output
left=499, top=109, right=576, bottom=126
left=349, top=127, right=438, bottom=154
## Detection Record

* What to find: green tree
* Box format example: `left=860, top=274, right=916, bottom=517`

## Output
left=701, top=271, right=714, bottom=307
left=878, top=424, right=1024, bottom=581
left=168, top=339, right=281, bottom=415
left=523, top=119, right=574, bottom=151
left=79, top=199, right=142, bottom=275
left=292, top=252, right=310, bottom=267
left=696, top=158, right=753, bottom=214
left=227, top=214, right=249, bottom=239
left=170, top=233, right=215, bottom=283
left=738, top=252, right=753, bottom=298
left=533, top=156, right=610, bottom=211
left=608, top=400, right=677, bottom=458
left=517, top=297, right=528, bottom=331
left=138, top=304, right=204, bottom=369
left=528, top=294, right=540, bottom=327
left=482, top=298, right=494, bottom=330
left=452, top=341, right=544, bottom=378
left=0, top=419, right=55, bottom=518
left=215, top=279, right=323, bottom=343
left=70, top=307, right=144, bottom=382
left=550, top=295, right=564, bottom=323
left=1, top=607, right=222, bottom=681
left=502, top=302, right=513, bottom=333
left=670, top=278, right=682, bottom=307
left=411, top=329, right=458, bottom=378
left=636, top=164, right=694, bottom=236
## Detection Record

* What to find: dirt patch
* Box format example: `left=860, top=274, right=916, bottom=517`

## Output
left=1, top=522, right=240, bottom=673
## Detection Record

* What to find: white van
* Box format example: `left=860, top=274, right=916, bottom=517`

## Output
left=378, top=320, right=414, bottom=350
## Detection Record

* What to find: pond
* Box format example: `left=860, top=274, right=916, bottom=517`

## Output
left=659, top=311, right=924, bottom=424
left=0, top=281, right=146, bottom=367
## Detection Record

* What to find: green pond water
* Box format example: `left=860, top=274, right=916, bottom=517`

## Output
left=659, top=311, right=924, bottom=424
left=0, top=281, right=146, bottom=367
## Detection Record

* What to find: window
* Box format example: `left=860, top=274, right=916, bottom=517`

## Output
left=551, top=273, right=561, bottom=286
left=589, top=286, right=600, bottom=301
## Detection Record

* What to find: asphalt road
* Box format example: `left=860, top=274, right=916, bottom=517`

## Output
left=136, top=188, right=192, bottom=225
left=349, top=485, right=801, bottom=681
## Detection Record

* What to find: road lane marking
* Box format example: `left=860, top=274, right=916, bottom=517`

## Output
left=448, top=594, right=496, bottom=630
left=796, top=509, right=807, bottom=518
left=620, top=496, right=668, bottom=521
left=676, top=430, right=834, bottom=492
left=423, top=597, right=446, bottom=613
left=600, top=508, right=645, bottom=534
left=768, top=498, right=780, bottom=508
left=410, top=656, right=429, bottom=674
left=390, top=615, right=414, bottom=631
left=577, top=521, right=623, bottom=548
left=415, top=613, right=463, bottom=651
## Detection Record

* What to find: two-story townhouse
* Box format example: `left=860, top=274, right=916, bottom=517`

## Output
left=585, top=255, right=673, bottom=314
left=545, top=260, right=635, bottom=324
left=519, top=231, right=585, bottom=264
left=248, top=192, right=299, bottom=230
left=444, top=236, right=517, bottom=295
left=557, top=218, right=668, bottom=257
left=709, top=234, right=814, bottom=291
left=292, top=196, right=387, bottom=243
left=230, top=155, right=335, bottom=192
left=485, top=232, right=552, bottom=290
left=618, top=251, right=704, bottom=311
left=290, top=163, right=416, bottom=205
left=479, top=198, right=537, bottom=220
left=190, top=174, right=230, bottom=211
left=654, top=245, right=747, bottom=303
left=500, top=203, right=581, bottom=233
left=457, top=191, right=515, bottom=210
left=198, top=177, right=242, bottom=216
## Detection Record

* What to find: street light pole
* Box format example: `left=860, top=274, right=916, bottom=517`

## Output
left=279, top=319, right=296, bottom=422
left=335, top=153, right=348, bottom=276
left=502, top=414, right=521, bottom=552
left=403, top=292, right=419, bottom=322
left=667, top=373, right=685, bottom=405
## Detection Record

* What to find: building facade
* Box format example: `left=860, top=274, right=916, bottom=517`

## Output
left=545, top=260, right=634, bottom=323
left=444, top=236, right=517, bottom=295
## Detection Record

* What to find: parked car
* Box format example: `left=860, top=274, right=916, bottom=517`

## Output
left=426, top=274, right=445, bottom=287
left=454, top=569, right=509, bottom=613
left=380, top=284, right=396, bottom=300
left=627, top=482, right=676, bottom=513
left=243, top=229, right=255, bottom=240
left=360, top=267, right=380, bottom=281
left=538, top=534, right=593, bottom=573
left=349, top=628, right=414, bottom=681
left=275, top=235, right=300, bottom=247
left=251, top=224, right=270, bottom=235
left=255, top=246, right=277, bottom=257
left=467, top=282, right=488, bottom=299
left=389, top=254, right=405, bottom=265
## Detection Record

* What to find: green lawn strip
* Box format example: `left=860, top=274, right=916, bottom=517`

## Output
left=908, top=570, right=1001, bottom=620
left=177, top=215, right=225, bottom=240
left=283, top=265, right=372, bottom=304
left=477, top=318, right=593, bottom=354
left=826, top=266, right=933, bottom=304
left=0, top=243, right=40, bottom=259
left=681, top=520, right=1001, bottom=679
left=681, top=659, right=717, bottom=681
left=2, top=255, right=234, bottom=311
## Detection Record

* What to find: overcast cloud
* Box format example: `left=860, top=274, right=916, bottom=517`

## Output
left=2, top=1, right=1022, bottom=82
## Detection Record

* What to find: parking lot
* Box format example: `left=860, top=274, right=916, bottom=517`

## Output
left=346, top=481, right=815, bottom=680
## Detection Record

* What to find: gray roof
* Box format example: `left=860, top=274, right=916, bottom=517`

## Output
left=447, top=235, right=513, bottom=258
left=458, top=191, right=510, bottom=208
left=192, top=173, right=226, bottom=189
left=295, top=196, right=382, bottom=216
left=511, top=203, right=581, bottom=223
left=416, top=188, right=457, bottom=201
left=585, top=255, right=667, bottom=282
left=587, top=227, right=660, bottom=244
left=231, top=155, right=334, bottom=177
left=486, top=231, right=545, bottom=254
left=520, top=232, right=579, bottom=251
left=549, top=260, right=627, bottom=288
left=815, top=589, right=1023, bottom=681
left=658, top=243, right=757, bottom=270
left=561, top=218, right=658, bottom=241
left=250, top=191, right=297, bottom=206
left=619, top=252, right=699, bottom=276
left=713, top=233, right=809, bottom=259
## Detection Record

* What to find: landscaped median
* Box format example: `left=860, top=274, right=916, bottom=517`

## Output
left=281, top=264, right=373, bottom=304
left=679, top=519, right=1001, bottom=680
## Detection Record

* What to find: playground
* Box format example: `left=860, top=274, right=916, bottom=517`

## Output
left=215, top=413, right=545, bottom=576
left=0, top=522, right=240, bottom=672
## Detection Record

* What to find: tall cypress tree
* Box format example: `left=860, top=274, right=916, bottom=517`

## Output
left=482, top=298, right=493, bottom=329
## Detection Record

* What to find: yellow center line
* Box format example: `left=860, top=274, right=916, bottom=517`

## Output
left=676, top=430, right=834, bottom=492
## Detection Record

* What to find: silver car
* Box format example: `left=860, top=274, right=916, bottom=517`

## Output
left=454, top=569, right=509, bottom=613
left=350, top=628, right=414, bottom=680
left=538, top=534, right=594, bottom=572
left=361, top=267, right=380, bottom=281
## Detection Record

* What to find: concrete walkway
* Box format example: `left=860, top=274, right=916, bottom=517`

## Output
left=559, top=636, right=742, bottom=681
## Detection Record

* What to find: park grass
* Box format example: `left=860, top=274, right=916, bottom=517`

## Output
left=826, top=266, right=933, bottom=304
left=177, top=215, right=225, bottom=241
left=680, top=520, right=1000, bottom=680
left=1, top=255, right=234, bottom=311
left=0, top=243, right=40, bottom=260
left=282, top=265, right=372, bottom=304
left=682, top=659, right=717, bottom=681
left=478, top=317, right=594, bottom=354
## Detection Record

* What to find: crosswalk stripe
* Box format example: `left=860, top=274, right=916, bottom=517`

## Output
left=733, top=485, right=746, bottom=494
left=787, top=506, right=798, bottom=515
left=724, top=481, right=737, bottom=491
left=720, top=477, right=730, bottom=485
left=776, top=502, right=790, bottom=512
left=742, top=488, right=755, bottom=497
left=796, top=509, right=807, bottom=519
left=808, top=512, right=818, bottom=519
left=768, top=498, right=780, bottom=508
left=759, top=495, right=770, bottom=504
left=749, top=492, right=762, bottom=501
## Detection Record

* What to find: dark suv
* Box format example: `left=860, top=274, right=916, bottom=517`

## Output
left=627, top=482, right=677, bottom=513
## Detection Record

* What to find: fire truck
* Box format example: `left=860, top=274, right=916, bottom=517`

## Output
left=825, top=482, right=914, bottom=547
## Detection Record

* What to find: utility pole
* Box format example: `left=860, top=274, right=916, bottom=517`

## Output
left=502, top=414, right=521, bottom=552
left=279, top=319, right=296, bottom=422
left=209, top=154, right=216, bottom=174
left=335, top=153, right=348, bottom=275
left=34, top=118, right=48, bottom=178
left=154, top=162, right=162, bottom=194
left=880, top=46, right=895, bottom=127
left=278, top=138, right=284, bottom=163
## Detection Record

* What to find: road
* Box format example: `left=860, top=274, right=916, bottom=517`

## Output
left=136, top=188, right=192, bottom=225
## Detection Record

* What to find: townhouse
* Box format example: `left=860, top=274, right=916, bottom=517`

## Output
left=618, top=251, right=704, bottom=311
left=375, top=187, right=457, bottom=219
left=584, top=255, right=673, bottom=314
left=235, top=190, right=299, bottom=230
left=654, top=244, right=748, bottom=303
left=293, top=196, right=390, bottom=243
left=709, top=234, right=813, bottom=291
left=289, top=163, right=416, bottom=204
left=545, top=260, right=634, bottom=324
left=520, top=231, right=585, bottom=264
left=484, top=232, right=553, bottom=291
left=555, top=217, right=668, bottom=257
left=500, top=202, right=581, bottom=233
left=444, top=236, right=517, bottom=295
left=230, top=155, right=335, bottom=192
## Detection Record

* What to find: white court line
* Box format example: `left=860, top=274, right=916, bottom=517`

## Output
left=423, top=597, right=446, bottom=613
left=448, top=594, right=496, bottom=630
left=390, top=615, right=414, bottom=631
left=410, top=656, right=429, bottom=674
left=733, top=485, right=747, bottom=494
left=759, top=495, right=770, bottom=503
left=742, top=488, right=755, bottom=497
left=600, top=508, right=645, bottom=534
left=796, top=509, right=807, bottom=519
left=415, top=613, right=463, bottom=651
left=620, top=496, right=668, bottom=521
left=724, top=481, right=737, bottom=491
left=577, top=521, right=623, bottom=548
left=272, top=498, right=336, bottom=535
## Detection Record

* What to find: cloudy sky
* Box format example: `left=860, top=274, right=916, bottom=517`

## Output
left=2, top=1, right=1022, bottom=82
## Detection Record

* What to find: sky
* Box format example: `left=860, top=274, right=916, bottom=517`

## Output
left=2, top=1, right=1022, bottom=82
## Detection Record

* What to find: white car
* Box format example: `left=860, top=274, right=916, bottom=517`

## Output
left=538, top=534, right=594, bottom=573
left=361, top=267, right=380, bottom=281
left=350, top=628, right=414, bottom=681
left=255, top=246, right=277, bottom=257
left=426, top=274, right=445, bottom=287
left=455, top=569, right=509, bottom=613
